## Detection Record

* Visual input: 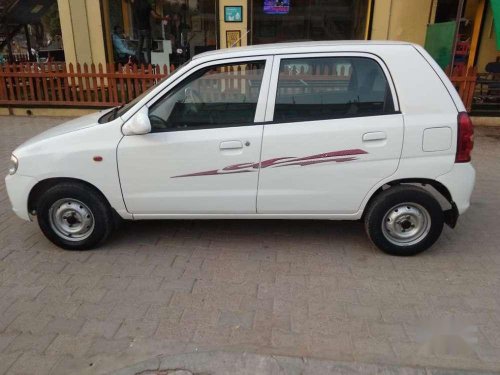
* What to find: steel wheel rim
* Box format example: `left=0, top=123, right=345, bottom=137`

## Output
left=48, top=198, right=95, bottom=242
left=381, top=202, right=431, bottom=246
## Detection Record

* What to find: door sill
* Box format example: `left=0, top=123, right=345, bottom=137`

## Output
left=131, top=213, right=361, bottom=220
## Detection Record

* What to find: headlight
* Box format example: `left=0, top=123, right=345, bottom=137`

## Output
left=8, top=155, right=18, bottom=175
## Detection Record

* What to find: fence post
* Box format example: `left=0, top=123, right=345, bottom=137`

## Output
left=76, top=63, right=86, bottom=102
left=108, top=63, right=118, bottom=105
left=83, top=63, right=91, bottom=102
left=98, top=63, right=106, bottom=105
left=0, top=64, right=7, bottom=102
left=62, top=63, right=70, bottom=102
left=464, top=66, right=477, bottom=113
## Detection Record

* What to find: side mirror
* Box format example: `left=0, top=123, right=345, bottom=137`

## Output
left=122, top=106, right=151, bottom=135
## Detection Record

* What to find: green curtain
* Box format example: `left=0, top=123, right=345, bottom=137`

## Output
left=491, top=0, right=500, bottom=50
left=424, top=21, right=457, bottom=69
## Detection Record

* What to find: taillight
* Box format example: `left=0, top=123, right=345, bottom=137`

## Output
left=455, top=112, right=474, bottom=163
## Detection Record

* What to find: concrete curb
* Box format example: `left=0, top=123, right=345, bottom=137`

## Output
left=108, top=351, right=500, bottom=375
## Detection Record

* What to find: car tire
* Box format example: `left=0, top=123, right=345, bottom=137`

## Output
left=37, top=182, right=114, bottom=250
left=364, top=185, right=444, bottom=256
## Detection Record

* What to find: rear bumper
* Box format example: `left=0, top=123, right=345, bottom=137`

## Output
left=437, top=163, right=476, bottom=215
left=4, top=174, right=37, bottom=221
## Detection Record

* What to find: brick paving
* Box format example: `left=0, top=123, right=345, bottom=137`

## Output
left=0, top=115, right=499, bottom=374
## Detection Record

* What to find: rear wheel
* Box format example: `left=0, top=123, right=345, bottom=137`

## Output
left=37, top=182, right=114, bottom=250
left=364, top=185, right=444, bottom=256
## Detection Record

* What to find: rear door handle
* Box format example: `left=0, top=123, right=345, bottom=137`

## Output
left=363, top=131, right=387, bottom=142
left=220, top=140, right=243, bottom=150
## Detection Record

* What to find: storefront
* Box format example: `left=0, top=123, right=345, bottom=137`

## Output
left=105, top=0, right=371, bottom=67
left=3, top=0, right=498, bottom=75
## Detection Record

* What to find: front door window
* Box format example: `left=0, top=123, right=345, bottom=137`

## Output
left=149, top=61, right=266, bottom=131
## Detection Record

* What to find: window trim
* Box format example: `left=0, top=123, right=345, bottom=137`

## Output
left=145, top=56, right=274, bottom=133
left=264, top=52, right=400, bottom=123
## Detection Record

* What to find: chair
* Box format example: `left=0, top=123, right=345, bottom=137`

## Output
left=476, top=62, right=500, bottom=103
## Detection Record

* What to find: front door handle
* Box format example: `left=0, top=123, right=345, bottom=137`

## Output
left=363, top=131, right=387, bottom=142
left=220, top=140, right=243, bottom=150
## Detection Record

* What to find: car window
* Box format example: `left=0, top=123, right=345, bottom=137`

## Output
left=149, top=61, right=266, bottom=132
left=273, top=57, right=395, bottom=123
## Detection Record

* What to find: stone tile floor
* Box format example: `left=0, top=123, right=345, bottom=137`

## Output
left=0, top=116, right=499, bottom=374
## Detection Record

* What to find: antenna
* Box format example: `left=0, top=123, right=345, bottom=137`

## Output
left=230, top=29, right=251, bottom=48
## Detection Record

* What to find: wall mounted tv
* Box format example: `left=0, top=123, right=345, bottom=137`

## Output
left=263, top=0, right=290, bottom=15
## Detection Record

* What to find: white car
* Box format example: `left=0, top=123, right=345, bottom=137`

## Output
left=5, top=41, right=475, bottom=256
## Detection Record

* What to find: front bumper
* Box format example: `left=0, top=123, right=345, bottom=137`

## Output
left=437, top=162, right=476, bottom=215
left=4, top=174, right=38, bottom=221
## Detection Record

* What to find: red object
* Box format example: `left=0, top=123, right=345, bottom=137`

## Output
left=455, top=41, right=470, bottom=56
left=456, top=112, right=474, bottom=163
left=453, top=63, right=466, bottom=76
left=93, top=156, right=103, bottom=162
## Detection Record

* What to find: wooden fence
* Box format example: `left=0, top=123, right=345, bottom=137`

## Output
left=447, top=66, right=477, bottom=112
left=0, top=61, right=478, bottom=112
left=0, top=62, right=172, bottom=108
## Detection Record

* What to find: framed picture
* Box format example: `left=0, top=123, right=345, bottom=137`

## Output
left=226, top=30, right=241, bottom=48
left=224, top=6, right=243, bottom=22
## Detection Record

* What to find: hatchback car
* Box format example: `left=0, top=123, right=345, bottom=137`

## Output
left=5, top=41, right=475, bottom=256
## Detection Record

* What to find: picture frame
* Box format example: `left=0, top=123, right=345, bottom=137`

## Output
left=226, top=30, right=241, bottom=48
left=224, top=6, right=243, bottom=23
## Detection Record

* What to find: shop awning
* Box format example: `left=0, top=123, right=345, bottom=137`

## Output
left=3, top=0, right=54, bottom=24
left=492, top=0, right=500, bottom=50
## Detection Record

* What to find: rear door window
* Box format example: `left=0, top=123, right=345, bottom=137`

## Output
left=274, top=57, right=396, bottom=123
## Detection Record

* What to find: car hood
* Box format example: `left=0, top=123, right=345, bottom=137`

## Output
left=15, top=110, right=112, bottom=151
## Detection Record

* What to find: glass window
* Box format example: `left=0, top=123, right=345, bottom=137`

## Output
left=149, top=61, right=266, bottom=131
left=252, top=0, right=370, bottom=45
left=274, top=57, right=395, bottom=123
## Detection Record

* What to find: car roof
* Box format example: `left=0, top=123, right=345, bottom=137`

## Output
left=192, top=40, right=413, bottom=61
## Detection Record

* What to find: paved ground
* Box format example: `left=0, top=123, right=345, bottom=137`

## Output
left=0, top=115, right=499, bottom=375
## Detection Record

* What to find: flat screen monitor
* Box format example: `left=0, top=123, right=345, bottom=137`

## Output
left=263, top=0, right=290, bottom=15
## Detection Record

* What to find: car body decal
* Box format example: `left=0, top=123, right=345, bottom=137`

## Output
left=172, top=148, right=367, bottom=178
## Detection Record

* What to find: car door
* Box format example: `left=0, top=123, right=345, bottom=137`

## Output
left=257, top=53, right=404, bottom=215
left=117, top=57, right=273, bottom=215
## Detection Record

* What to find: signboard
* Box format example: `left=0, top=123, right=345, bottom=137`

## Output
left=226, top=30, right=242, bottom=48
left=424, top=21, right=456, bottom=69
left=264, top=0, right=290, bottom=15
left=492, top=0, right=500, bottom=50
left=224, top=6, right=243, bottom=22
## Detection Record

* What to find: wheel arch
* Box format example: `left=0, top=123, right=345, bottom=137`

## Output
left=362, top=178, right=459, bottom=228
left=28, top=177, right=112, bottom=216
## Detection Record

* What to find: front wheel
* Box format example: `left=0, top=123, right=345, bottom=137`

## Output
left=37, top=182, right=114, bottom=250
left=364, top=185, right=444, bottom=256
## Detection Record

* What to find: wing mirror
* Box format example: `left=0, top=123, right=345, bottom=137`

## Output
left=122, top=106, right=152, bottom=135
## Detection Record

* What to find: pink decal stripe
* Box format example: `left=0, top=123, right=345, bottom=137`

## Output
left=171, top=149, right=367, bottom=178
left=172, top=169, right=254, bottom=178
left=274, top=156, right=359, bottom=167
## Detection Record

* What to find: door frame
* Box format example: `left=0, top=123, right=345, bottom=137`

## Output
left=140, top=55, right=275, bottom=124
